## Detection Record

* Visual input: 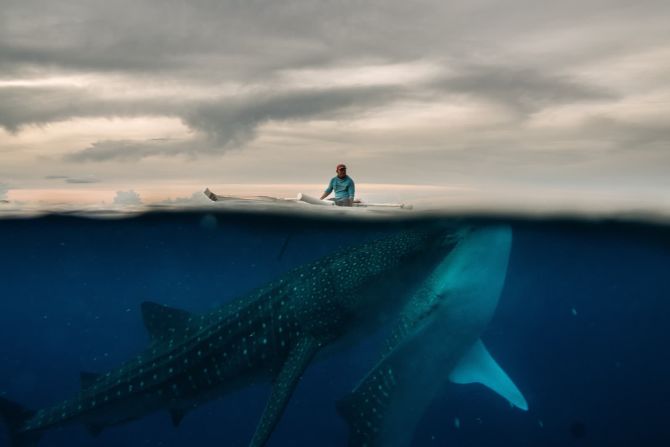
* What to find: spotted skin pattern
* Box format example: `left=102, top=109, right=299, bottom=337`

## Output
left=5, top=226, right=455, bottom=447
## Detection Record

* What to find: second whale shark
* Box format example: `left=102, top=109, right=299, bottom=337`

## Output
left=337, top=225, right=528, bottom=446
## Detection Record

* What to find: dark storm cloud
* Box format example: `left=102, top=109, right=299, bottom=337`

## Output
left=432, top=66, right=618, bottom=115
left=0, top=83, right=401, bottom=160
left=63, top=84, right=400, bottom=161
left=181, top=85, right=400, bottom=147
left=63, top=138, right=208, bottom=162
left=3, top=0, right=667, bottom=80
left=0, top=86, right=179, bottom=133
left=0, top=0, right=443, bottom=78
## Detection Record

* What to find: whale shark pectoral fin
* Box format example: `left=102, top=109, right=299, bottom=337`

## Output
left=449, top=339, right=529, bottom=411
left=248, top=336, right=320, bottom=447
left=140, top=301, right=197, bottom=341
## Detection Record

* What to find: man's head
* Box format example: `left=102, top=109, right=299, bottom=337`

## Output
left=336, top=163, right=347, bottom=179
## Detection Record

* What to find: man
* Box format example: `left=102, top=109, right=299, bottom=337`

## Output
left=320, top=163, right=355, bottom=206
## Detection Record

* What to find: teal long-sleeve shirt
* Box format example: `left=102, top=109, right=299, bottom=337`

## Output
left=324, top=176, right=355, bottom=201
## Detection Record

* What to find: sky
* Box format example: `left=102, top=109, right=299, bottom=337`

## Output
left=1, top=0, right=669, bottom=210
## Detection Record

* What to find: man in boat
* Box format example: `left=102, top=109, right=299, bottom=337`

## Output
left=320, top=163, right=355, bottom=206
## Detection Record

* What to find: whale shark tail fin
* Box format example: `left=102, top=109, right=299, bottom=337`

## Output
left=449, top=339, right=529, bottom=411
left=0, top=397, right=43, bottom=447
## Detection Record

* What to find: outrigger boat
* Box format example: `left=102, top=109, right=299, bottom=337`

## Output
left=203, top=188, right=412, bottom=210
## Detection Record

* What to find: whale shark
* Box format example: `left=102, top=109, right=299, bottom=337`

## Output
left=0, top=225, right=457, bottom=447
left=337, top=225, right=528, bottom=447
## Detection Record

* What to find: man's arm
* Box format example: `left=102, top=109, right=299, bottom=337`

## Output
left=320, top=180, right=333, bottom=200
left=347, top=179, right=355, bottom=206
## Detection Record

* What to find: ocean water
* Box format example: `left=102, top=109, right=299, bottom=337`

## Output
left=0, top=210, right=668, bottom=447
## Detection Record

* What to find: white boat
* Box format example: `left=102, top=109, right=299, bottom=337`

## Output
left=203, top=188, right=412, bottom=210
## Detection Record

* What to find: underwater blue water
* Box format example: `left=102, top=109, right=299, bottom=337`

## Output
left=0, top=211, right=669, bottom=446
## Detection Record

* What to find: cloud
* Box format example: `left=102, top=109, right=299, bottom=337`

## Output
left=3, top=0, right=668, bottom=86
left=0, top=64, right=618, bottom=165
left=0, top=86, right=175, bottom=133
left=65, top=177, right=100, bottom=184
left=181, top=85, right=401, bottom=147
left=0, top=1, right=453, bottom=79
left=432, top=66, right=617, bottom=116
left=112, top=190, right=142, bottom=206
left=159, top=191, right=212, bottom=206
left=0, top=0, right=647, bottom=138
left=0, top=183, right=8, bottom=200
left=44, top=174, right=100, bottom=183
left=577, top=115, right=670, bottom=148
left=2, top=0, right=670, bottom=204
left=53, top=84, right=402, bottom=161
left=63, top=138, right=203, bottom=162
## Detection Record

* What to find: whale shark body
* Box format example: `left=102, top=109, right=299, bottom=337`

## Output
left=0, top=226, right=457, bottom=447
left=337, top=225, right=528, bottom=446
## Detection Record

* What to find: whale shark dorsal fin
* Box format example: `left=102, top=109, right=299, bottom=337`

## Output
left=80, top=371, right=101, bottom=389
left=141, top=301, right=197, bottom=341
left=248, top=336, right=320, bottom=447
left=449, top=339, right=529, bottom=411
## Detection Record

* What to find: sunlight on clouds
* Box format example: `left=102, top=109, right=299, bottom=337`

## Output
left=348, top=100, right=512, bottom=131
left=0, top=75, right=92, bottom=88
left=0, top=74, right=246, bottom=101
left=58, top=117, right=190, bottom=141
left=0, top=117, right=190, bottom=156
left=528, top=91, right=670, bottom=130
left=91, top=76, right=247, bottom=101
left=257, top=100, right=512, bottom=148
left=576, top=45, right=670, bottom=92
left=9, top=188, right=118, bottom=204
left=508, top=13, right=670, bottom=67
left=277, top=61, right=444, bottom=88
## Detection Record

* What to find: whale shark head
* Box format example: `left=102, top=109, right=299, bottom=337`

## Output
left=338, top=225, right=527, bottom=447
